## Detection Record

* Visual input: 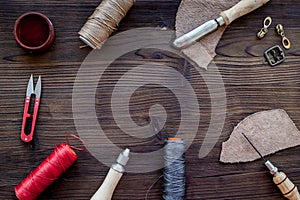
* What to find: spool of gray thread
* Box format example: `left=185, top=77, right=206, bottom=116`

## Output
left=163, top=139, right=185, bottom=200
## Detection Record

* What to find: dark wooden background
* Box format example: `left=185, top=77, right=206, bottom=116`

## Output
left=1, top=0, right=300, bottom=199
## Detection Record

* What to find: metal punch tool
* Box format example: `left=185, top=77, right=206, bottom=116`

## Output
left=21, top=74, right=42, bottom=142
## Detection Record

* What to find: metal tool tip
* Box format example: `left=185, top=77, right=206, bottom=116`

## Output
left=172, top=39, right=183, bottom=49
left=34, top=75, right=42, bottom=98
left=241, top=133, right=266, bottom=162
left=26, top=74, right=34, bottom=96
left=116, top=148, right=130, bottom=167
left=123, top=148, right=130, bottom=156
left=265, top=160, right=278, bottom=175
left=172, top=37, right=195, bottom=49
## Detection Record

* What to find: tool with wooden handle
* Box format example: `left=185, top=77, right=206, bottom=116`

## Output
left=242, top=133, right=300, bottom=200
left=91, top=148, right=130, bottom=200
left=173, top=0, right=271, bottom=49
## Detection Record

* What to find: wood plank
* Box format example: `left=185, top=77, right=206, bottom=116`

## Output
left=0, top=0, right=299, bottom=199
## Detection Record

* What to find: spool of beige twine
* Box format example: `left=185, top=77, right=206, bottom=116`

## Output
left=79, top=0, right=135, bottom=49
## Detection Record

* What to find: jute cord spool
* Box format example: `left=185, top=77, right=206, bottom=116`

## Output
left=79, top=0, right=135, bottom=49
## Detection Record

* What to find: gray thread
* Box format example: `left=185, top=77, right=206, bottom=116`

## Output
left=163, top=140, right=185, bottom=200
left=145, top=175, right=163, bottom=200
left=145, top=140, right=185, bottom=200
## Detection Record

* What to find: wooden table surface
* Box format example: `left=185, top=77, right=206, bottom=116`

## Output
left=1, top=0, right=300, bottom=199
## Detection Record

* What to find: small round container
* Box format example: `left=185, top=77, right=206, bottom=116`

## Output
left=14, top=12, right=55, bottom=53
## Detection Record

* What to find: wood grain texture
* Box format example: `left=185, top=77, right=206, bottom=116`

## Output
left=0, top=0, right=299, bottom=199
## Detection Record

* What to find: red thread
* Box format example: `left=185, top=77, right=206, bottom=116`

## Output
left=15, top=143, right=78, bottom=200
left=66, top=134, right=88, bottom=151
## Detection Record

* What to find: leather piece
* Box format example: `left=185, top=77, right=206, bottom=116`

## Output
left=220, top=109, right=300, bottom=163
left=175, top=0, right=239, bottom=69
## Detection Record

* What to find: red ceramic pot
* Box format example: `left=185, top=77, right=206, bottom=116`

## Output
left=14, top=12, right=55, bottom=53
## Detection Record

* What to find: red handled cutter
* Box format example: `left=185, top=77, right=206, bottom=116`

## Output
left=21, top=74, right=41, bottom=142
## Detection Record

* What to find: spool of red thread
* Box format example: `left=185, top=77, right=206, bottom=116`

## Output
left=15, top=143, right=78, bottom=200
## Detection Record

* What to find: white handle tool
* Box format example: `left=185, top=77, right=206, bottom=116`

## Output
left=173, top=0, right=270, bottom=49
left=220, top=0, right=270, bottom=25
left=91, top=148, right=130, bottom=200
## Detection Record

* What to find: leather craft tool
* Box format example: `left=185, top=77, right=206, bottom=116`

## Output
left=21, top=74, right=41, bottom=143
left=242, top=133, right=300, bottom=200
left=91, top=148, right=130, bottom=200
left=173, top=0, right=270, bottom=49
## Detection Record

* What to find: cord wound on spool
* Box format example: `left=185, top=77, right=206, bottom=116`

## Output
left=15, top=143, right=78, bottom=200
left=78, top=0, right=135, bottom=49
left=163, top=138, right=185, bottom=200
